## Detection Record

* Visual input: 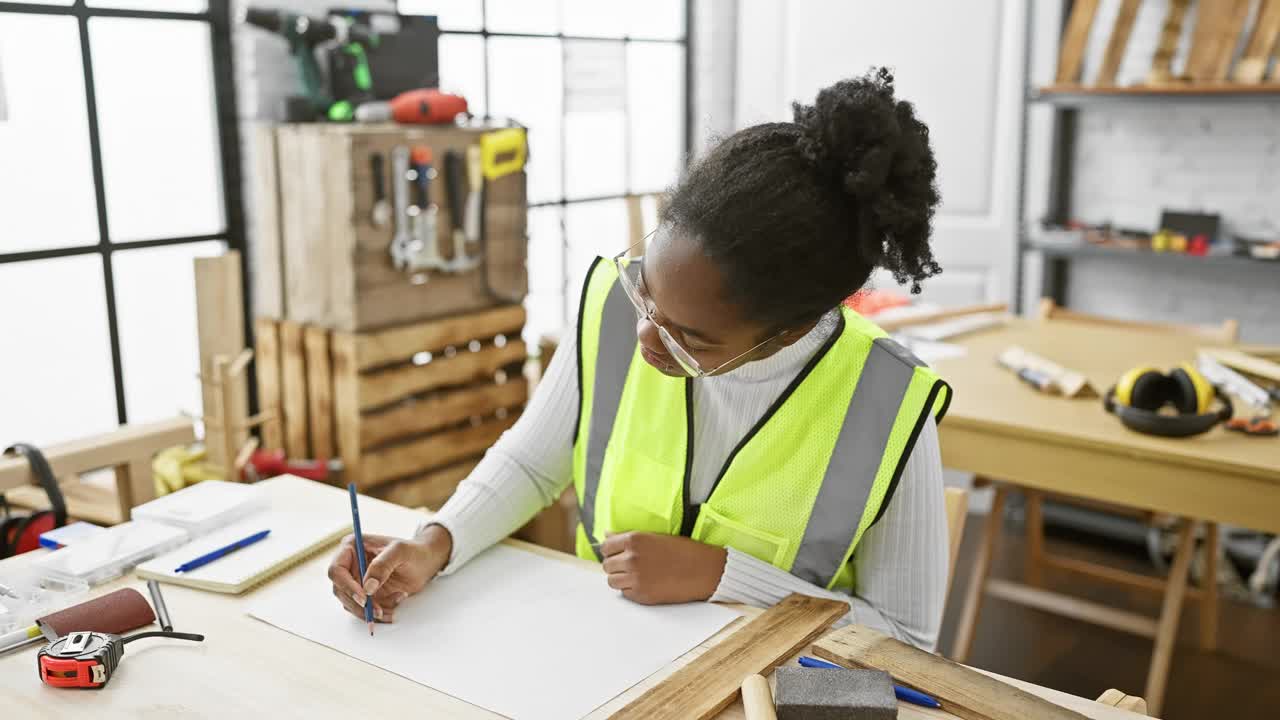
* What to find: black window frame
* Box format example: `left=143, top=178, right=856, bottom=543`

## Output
left=0, top=0, right=247, bottom=427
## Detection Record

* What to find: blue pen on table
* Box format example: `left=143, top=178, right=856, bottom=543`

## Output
left=348, top=482, right=375, bottom=637
left=173, top=529, right=270, bottom=574
left=797, top=656, right=941, bottom=710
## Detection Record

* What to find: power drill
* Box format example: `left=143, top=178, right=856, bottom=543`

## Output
left=242, top=6, right=378, bottom=122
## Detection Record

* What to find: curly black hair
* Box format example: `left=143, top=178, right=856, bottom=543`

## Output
left=664, top=67, right=941, bottom=330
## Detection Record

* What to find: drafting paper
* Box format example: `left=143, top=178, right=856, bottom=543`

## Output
left=249, top=531, right=740, bottom=719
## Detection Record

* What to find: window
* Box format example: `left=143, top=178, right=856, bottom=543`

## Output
left=0, top=1, right=244, bottom=446
left=399, top=0, right=690, bottom=342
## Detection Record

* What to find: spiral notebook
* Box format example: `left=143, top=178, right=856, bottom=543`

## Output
left=136, top=476, right=351, bottom=594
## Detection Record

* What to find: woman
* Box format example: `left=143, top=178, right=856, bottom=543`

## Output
left=328, top=68, right=952, bottom=650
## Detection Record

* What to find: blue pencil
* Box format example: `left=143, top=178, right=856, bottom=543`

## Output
left=797, top=656, right=942, bottom=709
left=174, top=529, right=270, bottom=573
left=348, top=482, right=375, bottom=636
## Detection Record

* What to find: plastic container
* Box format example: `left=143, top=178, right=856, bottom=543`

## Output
left=130, top=480, right=267, bottom=537
left=33, top=521, right=188, bottom=587
left=0, top=567, right=90, bottom=636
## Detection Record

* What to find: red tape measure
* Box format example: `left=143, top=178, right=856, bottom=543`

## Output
left=38, top=630, right=204, bottom=689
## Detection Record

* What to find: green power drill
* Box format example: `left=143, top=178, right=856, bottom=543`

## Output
left=242, top=6, right=378, bottom=122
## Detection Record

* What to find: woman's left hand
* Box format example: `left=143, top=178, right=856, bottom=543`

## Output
left=600, top=531, right=728, bottom=605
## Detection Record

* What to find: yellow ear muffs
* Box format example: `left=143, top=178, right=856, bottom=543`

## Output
left=1114, top=366, right=1157, bottom=407
left=1178, top=362, right=1214, bottom=414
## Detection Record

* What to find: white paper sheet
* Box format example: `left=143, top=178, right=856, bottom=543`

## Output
left=249, top=540, right=741, bottom=720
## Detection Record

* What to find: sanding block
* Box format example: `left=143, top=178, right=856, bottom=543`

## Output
left=775, top=666, right=897, bottom=720
left=37, top=588, right=155, bottom=640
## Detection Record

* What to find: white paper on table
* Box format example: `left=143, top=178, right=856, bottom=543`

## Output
left=249, top=543, right=741, bottom=720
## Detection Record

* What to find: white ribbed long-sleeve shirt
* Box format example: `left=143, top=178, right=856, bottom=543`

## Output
left=424, top=313, right=948, bottom=650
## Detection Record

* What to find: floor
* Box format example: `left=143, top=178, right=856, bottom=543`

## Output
left=938, top=510, right=1280, bottom=720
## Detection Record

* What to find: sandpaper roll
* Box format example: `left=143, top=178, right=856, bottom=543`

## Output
left=37, top=588, right=155, bottom=639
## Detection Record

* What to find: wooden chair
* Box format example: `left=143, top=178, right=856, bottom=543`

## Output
left=953, top=299, right=1239, bottom=715
left=0, top=417, right=196, bottom=526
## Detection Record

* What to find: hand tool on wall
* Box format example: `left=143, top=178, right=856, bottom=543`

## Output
left=464, top=145, right=485, bottom=263
left=388, top=145, right=416, bottom=271
left=369, top=152, right=390, bottom=229
left=407, top=145, right=444, bottom=271
left=443, top=149, right=469, bottom=261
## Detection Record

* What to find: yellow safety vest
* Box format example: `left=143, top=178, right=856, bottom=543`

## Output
left=571, top=259, right=951, bottom=591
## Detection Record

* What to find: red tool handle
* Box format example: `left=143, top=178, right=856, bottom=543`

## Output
left=390, top=89, right=469, bottom=124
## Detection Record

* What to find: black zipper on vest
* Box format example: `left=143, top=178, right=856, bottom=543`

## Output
left=678, top=378, right=696, bottom=536
left=679, top=313, right=846, bottom=537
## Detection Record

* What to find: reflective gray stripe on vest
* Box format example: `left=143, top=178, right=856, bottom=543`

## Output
left=581, top=279, right=638, bottom=559
left=790, top=336, right=922, bottom=587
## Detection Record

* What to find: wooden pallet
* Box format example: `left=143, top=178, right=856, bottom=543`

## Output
left=255, top=305, right=528, bottom=505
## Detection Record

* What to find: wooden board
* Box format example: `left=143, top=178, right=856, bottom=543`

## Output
left=251, top=124, right=285, bottom=318
left=1148, top=0, right=1191, bottom=82
left=360, top=377, right=528, bottom=448
left=304, top=326, right=335, bottom=459
left=1056, top=0, right=1101, bottom=83
left=1200, top=347, right=1280, bottom=383
left=1185, top=0, right=1251, bottom=82
left=331, top=331, right=363, bottom=485
left=1095, top=0, right=1142, bottom=85
left=254, top=317, right=284, bottom=450
left=194, top=252, right=248, bottom=468
left=611, top=594, right=848, bottom=720
left=815, top=625, right=1090, bottom=720
left=279, top=320, right=310, bottom=459
left=359, top=412, right=520, bottom=488
left=357, top=341, right=527, bottom=410
left=367, top=458, right=480, bottom=509
left=351, top=304, right=526, bottom=370
left=1233, top=0, right=1280, bottom=82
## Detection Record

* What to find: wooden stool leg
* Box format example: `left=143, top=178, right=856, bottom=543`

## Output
left=1200, top=522, right=1219, bottom=651
left=1145, top=518, right=1196, bottom=717
left=1024, top=489, right=1045, bottom=586
left=951, top=483, right=1007, bottom=663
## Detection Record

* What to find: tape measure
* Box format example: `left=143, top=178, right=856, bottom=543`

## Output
left=38, top=630, right=204, bottom=689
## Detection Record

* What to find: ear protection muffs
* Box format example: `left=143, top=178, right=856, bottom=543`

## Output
left=1104, top=363, right=1232, bottom=438
left=1, top=443, right=68, bottom=559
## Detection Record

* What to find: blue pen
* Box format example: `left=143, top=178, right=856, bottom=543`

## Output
left=348, top=483, right=375, bottom=636
left=174, top=529, right=270, bottom=573
left=798, top=657, right=942, bottom=710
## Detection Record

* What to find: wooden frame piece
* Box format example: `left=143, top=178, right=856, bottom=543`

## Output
left=1056, top=0, right=1102, bottom=84
left=1095, top=0, right=1143, bottom=86
left=195, top=251, right=249, bottom=472
left=1233, top=0, right=1280, bottom=82
left=1148, top=0, right=1192, bottom=83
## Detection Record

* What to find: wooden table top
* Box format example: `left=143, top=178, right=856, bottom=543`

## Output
left=0, top=484, right=1144, bottom=719
left=935, top=318, right=1280, bottom=483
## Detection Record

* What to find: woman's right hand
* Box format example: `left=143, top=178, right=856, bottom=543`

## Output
left=326, top=525, right=453, bottom=623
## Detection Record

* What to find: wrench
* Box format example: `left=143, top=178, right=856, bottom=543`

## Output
left=389, top=146, right=415, bottom=270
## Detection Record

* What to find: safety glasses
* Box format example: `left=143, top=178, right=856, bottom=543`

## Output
left=612, top=238, right=784, bottom=378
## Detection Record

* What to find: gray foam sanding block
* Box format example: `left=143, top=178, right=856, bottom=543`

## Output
left=774, top=666, right=897, bottom=720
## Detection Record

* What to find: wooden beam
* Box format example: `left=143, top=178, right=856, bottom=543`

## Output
left=195, top=252, right=248, bottom=468
left=1096, top=0, right=1142, bottom=85
left=254, top=317, right=285, bottom=450
left=357, top=340, right=527, bottom=411
left=351, top=305, right=527, bottom=370
left=611, top=594, right=849, bottom=720
left=1056, top=0, right=1101, bottom=83
left=1042, top=553, right=1205, bottom=600
left=1149, top=0, right=1191, bottom=83
left=1233, top=0, right=1280, bottom=82
left=304, top=326, right=335, bottom=459
left=816, top=624, right=1092, bottom=720
left=0, top=417, right=195, bottom=492
left=359, top=412, right=519, bottom=489
left=360, top=377, right=528, bottom=449
left=986, top=579, right=1159, bottom=637
left=279, top=320, right=310, bottom=458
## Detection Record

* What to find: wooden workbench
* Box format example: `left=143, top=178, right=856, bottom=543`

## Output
left=936, top=317, right=1280, bottom=714
left=0, top=482, right=1144, bottom=719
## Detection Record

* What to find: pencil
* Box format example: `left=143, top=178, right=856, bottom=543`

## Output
left=347, top=482, right=375, bottom=636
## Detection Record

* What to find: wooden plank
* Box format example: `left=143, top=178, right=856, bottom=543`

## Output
left=1148, top=0, right=1191, bottom=82
left=1095, top=0, right=1142, bottom=85
left=326, top=129, right=359, bottom=331
left=1056, top=0, right=1101, bottom=83
left=1233, top=0, right=1280, bottom=81
left=254, top=317, right=285, bottom=450
left=367, top=458, right=480, bottom=509
left=627, top=194, right=645, bottom=247
left=360, top=377, right=529, bottom=449
left=351, top=304, right=527, bottom=370
left=195, top=252, right=248, bottom=469
left=985, top=579, right=1159, bottom=638
left=304, top=326, right=335, bottom=459
left=816, top=625, right=1092, bottom=720
left=950, top=484, right=1005, bottom=663
left=1042, top=554, right=1205, bottom=600
left=251, top=125, right=285, bottom=317
left=1185, top=0, right=1251, bottom=82
left=359, top=412, right=520, bottom=488
left=874, top=303, right=1008, bottom=333
left=331, top=332, right=364, bottom=486
left=358, top=340, right=528, bottom=410
left=1200, top=347, right=1280, bottom=383
left=4, top=481, right=124, bottom=527
left=1209, top=0, right=1254, bottom=80
left=1144, top=520, right=1196, bottom=716
left=0, top=417, right=195, bottom=492
left=612, top=594, right=848, bottom=720
left=279, top=320, right=310, bottom=458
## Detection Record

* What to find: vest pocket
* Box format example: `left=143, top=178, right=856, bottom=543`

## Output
left=603, top=450, right=682, bottom=535
left=692, top=504, right=792, bottom=569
